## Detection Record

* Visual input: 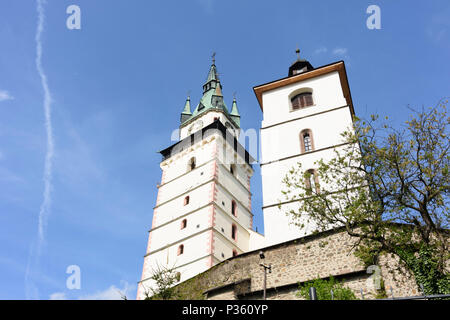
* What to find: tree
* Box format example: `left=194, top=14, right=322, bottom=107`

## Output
left=281, top=99, right=449, bottom=295
left=143, top=264, right=181, bottom=300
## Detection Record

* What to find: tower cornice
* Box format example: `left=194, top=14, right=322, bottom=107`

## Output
left=253, top=61, right=355, bottom=116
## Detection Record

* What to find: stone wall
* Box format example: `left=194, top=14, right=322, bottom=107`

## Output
left=172, top=228, right=420, bottom=300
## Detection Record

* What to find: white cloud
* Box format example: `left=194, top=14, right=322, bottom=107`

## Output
left=48, top=281, right=135, bottom=300
left=78, top=281, right=135, bottom=300
left=49, top=292, right=67, bottom=300
left=332, top=47, right=348, bottom=56
left=0, top=90, right=14, bottom=101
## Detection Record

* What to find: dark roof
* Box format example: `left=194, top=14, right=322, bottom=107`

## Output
left=159, top=119, right=255, bottom=166
left=288, top=59, right=314, bottom=76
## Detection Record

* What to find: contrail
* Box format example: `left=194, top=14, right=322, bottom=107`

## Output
left=36, top=0, right=54, bottom=252
left=25, top=0, right=54, bottom=299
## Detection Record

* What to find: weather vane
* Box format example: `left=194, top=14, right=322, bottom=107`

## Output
left=212, top=52, right=216, bottom=64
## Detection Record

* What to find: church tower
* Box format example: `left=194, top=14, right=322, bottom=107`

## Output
left=253, top=51, right=356, bottom=246
left=137, top=58, right=257, bottom=299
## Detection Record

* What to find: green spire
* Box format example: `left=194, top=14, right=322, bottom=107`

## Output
left=230, top=97, right=239, bottom=116
left=180, top=56, right=240, bottom=128
left=206, top=64, right=219, bottom=83
left=180, top=96, right=192, bottom=123
left=230, top=97, right=240, bottom=127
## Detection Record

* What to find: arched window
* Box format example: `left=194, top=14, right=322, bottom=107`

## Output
left=291, top=92, right=313, bottom=110
left=178, top=244, right=184, bottom=255
left=188, top=157, right=196, bottom=172
left=305, top=169, right=320, bottom=194
left=181, top=219, right=187, bottom=230
left=232, top=249, right=238, bottom=257
left=300, top=129, right=314, bottom=153
left=231, top=200, right=237, bottom=217
left=231, top=224, right=237, bottom=241
left=184, top=196, right=190, bottom=206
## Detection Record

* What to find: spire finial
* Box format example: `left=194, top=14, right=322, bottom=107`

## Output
left=212, top=52, right=216, bottom=65
left=296, top=47, right=301, bottom=60
left=233, top=91, right=237, bottom=100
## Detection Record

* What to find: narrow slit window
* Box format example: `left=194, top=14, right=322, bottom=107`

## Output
left=231, top=200, right=237, bottom=217
left=231, top=225, right=237, bottom=241
left=178, top=244, right=184, bottom=255
left=188, top=157, right=196, bottom=172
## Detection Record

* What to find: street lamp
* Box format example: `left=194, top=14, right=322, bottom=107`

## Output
left=259, top=251, right=272, bottom=300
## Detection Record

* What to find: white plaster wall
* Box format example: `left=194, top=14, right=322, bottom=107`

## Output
left=213, top=207, right=250, bottom=252
left=179, top=110, right=238, bottom=140
left=149, top=205, right=213, bottom=252
left=263, top=202, right=317, bottom=247
left=261, top=144, right=350, bottom=207
left=213, top=231, right=246, bottom=261
left=157, top=162, right=215, bottom=206
left=153, top=181, right=214, bottom=227
left=141, top=229, right=211, bottom=281
left=248, top=229, right=266, bottom=251
left=260, top=107, right=353, bottom=164
left=214, top=183, right=252, bottom=230
left=217, top=161, right=251, bottom=192
left=161, top=136, right=217, bottom=183
left=260, top=72, right=347, bottom=128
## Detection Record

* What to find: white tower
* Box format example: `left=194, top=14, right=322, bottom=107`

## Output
left=137, top=59, right=258, bottom=299
left=253, top=53, right=356, bottom=246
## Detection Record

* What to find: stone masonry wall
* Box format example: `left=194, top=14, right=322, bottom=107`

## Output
left=172, top=228, right=419, bottom=300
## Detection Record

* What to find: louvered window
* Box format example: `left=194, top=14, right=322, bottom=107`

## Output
left=291, top=92, right=313, bottom=110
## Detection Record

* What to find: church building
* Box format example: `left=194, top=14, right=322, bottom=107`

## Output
left=137, top=52, right=357, bottom=299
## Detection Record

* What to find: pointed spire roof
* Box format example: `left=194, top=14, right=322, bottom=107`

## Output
left=229, top=97, right=240, bottom=127
left=230, top=97, right=239, bottom=116
left=206, top=63, right=219, bottom=83
left=180, top=55, right=240, bottom=128
left=181, top=96, right=192, bottom=115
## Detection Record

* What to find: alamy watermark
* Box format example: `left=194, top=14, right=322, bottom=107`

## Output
left=66, top=265, right=81, bottom=290
left=366, top=5, right=381, bottom=30
left=66, top=5, right=81, bottom=30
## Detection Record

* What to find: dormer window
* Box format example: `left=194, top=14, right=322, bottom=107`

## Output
left=291, top=92, right=313, bottom=110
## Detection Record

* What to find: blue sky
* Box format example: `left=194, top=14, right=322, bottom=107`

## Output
left=0, top=0, right=448, bottom=300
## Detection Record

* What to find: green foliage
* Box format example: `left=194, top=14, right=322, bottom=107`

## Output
left=144, top=264, right=181, bottom=300
left=282, top=100, right=450, bottom=294
left=396, top=245, right=450, bottom=295
left=297, top=276, right=357, bottom=300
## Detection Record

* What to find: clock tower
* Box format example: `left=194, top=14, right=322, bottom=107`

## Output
left=137, top=59, right=259, bottom=299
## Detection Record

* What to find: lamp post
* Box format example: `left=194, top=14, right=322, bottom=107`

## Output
left=259, top=251, right=272, bottom=300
